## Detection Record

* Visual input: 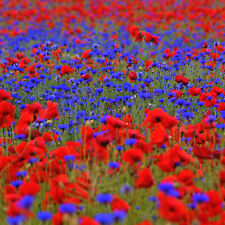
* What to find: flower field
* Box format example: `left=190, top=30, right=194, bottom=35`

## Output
left=1, top=0, right=225, bottom=224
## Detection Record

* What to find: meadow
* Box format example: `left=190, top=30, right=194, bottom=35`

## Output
left=0, top=0, right=225, bottom=224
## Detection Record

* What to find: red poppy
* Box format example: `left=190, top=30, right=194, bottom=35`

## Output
left=25, top=102, right=42, bottom=115
left=175, top=75, right=184, bottom=83
left=52, top=211, right=63, bottom=225
left=128, top=71, right=137, bottom=82
left=79, top=73, right=92, bottom=80
left=136, top=220, right=152, bottom=225
left=211, top=86, right=225, bottom=96
left=143, top=108, right=177, bottom=129
left=60, top=65, right=74, bottom=76
left=0, top=101, right=15, bottom=129
left=80, top=216, right=100, bottom=225
left=106, top=116, right=125, bottom=129
left=182, top=77, right=189, bottom=85
left=0, top=89, right=13, bottom=101
left=135, top=168, right=155, bottom=189
left=144, top=32, right=160, bottom=45
left=145, top=60, right=152, bottom=71
left=111, top=195, right=130, bottom=212
left=134, top=31, right=145, bottom=42
left=150, top=124, right=168, bottom=147
left=199, top=190, right=223, bottom=218
left=188, top=87, right=201, bottom=96
left=122, top=148, right=143, bottom=166
left=129, top=25, right=139, bottom=37
left=42, top=132, right=58, bottom=142
left=39, top=101, right=60, bottom=120
left=171, top=89, right=183, bottom=99
left=158, top=192, right=188, bottom=223
left=177, top=169, right=195, bottom=186
left=19, top=182, right=40, bottom=196
left=81, top=49, right=92, bottom=59
left=219, top=171, right=225, bottom=187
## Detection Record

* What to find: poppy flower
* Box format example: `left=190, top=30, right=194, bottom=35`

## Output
left=42, top=132, right=58, bottom=143
left=19, top=182, right=40, bottom=196
left=188, top=87, right=201, bottom=96
left=0, top=101, right=15, bottom=129
left=80, top=216, right=100, bottom=225
left=135, top=168, right=155, bottom=189
left=145, top=60, right=152, bottom=71
left=199, top=190, right=223, bottom=218
left=0, top=89, right=13, bottom=101
left=143, top=108, right=177, bottom=129
left=39, top=101, right=60, bottom=120
left=175, top=75, right=184, bottom=83
left=52, top=211, right=63, bottom=225
left=150, top=124, right=168, bottom=147
left=158, top=193, right=188, bottom=223
left=129, top=25, right=139, bottom=37
left=79, top=73, right=92, bottom=80
left=81, top=49, right=92, bottom=59
left=144, top=32, right=160, bottom=45
left=128, top=71, right=137, bottom=82
left=111, top=195, right=130, bottom=212
left=60, top=65, right=74, bottom=76
left=134, top=31, right=145, bottom=42
left=122, top=148, right=143, bottom=166
left=136, top=220, right=152, bottom=225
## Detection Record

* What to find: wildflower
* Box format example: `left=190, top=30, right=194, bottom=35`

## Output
left=80, top=216, right=100, bottom=225
left=7, top=215, right=25, bottom=225
left=94, top=213, right=115, bottom=225
left=120, top=184, right=133, bottom=194
left=135, top=168, right=155, bottom=189
left=37, top=211, right=52, bottom=222
left=96, top=193, right=113, bottom=204
left=192, top=193, right=209, bottom=204
left=59, top=203, right=76, bottom=214
left=18, top=195, right=34, bottom=210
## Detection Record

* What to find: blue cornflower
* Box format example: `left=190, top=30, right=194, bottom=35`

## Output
left=37, top=211, right=52, bottom=221
left=125, top=138, right=137, bottom=146
left=120, top=184, right=133, bottom=194
left=28, top=158, right=38, bottom=164
left=58, top=124, right=69, bottom=130
left=94, top=213, right=115, bottom=225
left=187, top=203, right=196, bottom=209
left=96, top=193, right=113, bottom=204
left=116, top=146, right=124, bottom=151
left=149, top=196, right=158, bottom=202
left=113, top=210, right=127, bottom=223
left=108, top=162, right=120, bottom=169
left=18, top=196, right=34, bottom=210
left=221, top=111, right=225, bottom=119
left=16, top=171, right=28, bottom=178
left=158, top=182, right=179, bottom=198
left=64, top=155, right=76, bottom=162
left=7, top=215, right=25, bottom=225
left=158, top=182, right=174, bottom=193
left=11, top=180, right=23, bottom=188
left=167, top=189, right=180, bottom=198
left=59, top=203, right=76, bottom=214
left=192, top=193, right=209, bottom=204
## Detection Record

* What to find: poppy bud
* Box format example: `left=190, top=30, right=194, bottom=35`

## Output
left=122, top=106, right=127, bottom=113
left=46, top=120, right=52, bottom=124
left=85, top=120, right=92, bottom=127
